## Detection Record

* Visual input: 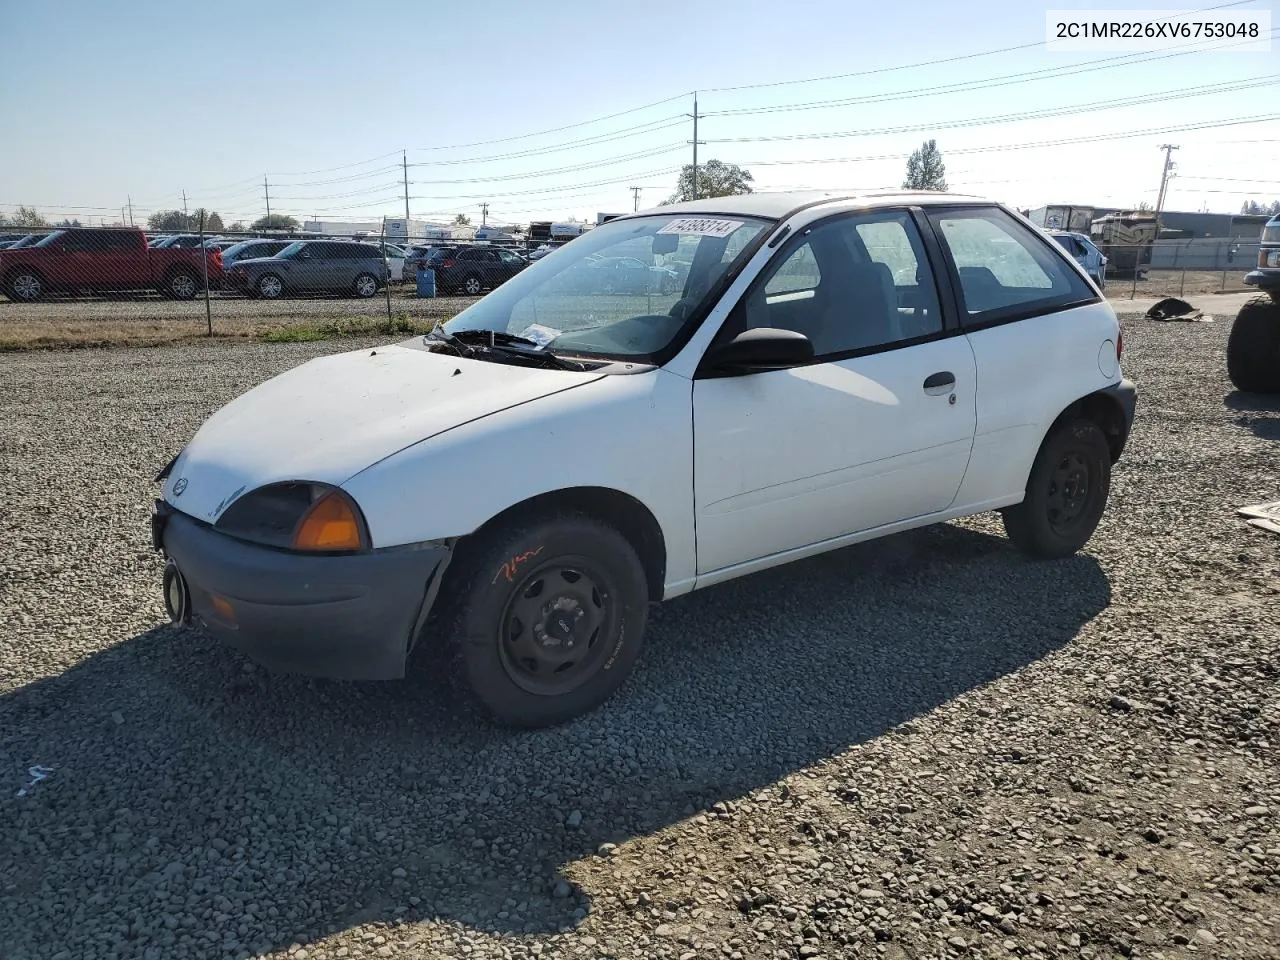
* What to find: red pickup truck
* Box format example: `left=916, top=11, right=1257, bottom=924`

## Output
left=0, top=226, right=223, bottom=302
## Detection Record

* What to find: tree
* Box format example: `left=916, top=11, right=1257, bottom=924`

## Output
left=1241, top=199, right=1280, bottom=216
left=665, top=159, right=754, bottom=204
left=1136, top=201, right=1153, bottom=212
left=902, top=140, right=948, bottom=191
left=453, top=213, right=472, bottom=226
left=147, top=209, right=188, bottom=231
left=250, top=214, right=299, bottom=231
left=227, top=221, right=247, bottom=232
left=55, top=218, right=82, bottom=227
left=11, top=205, right=49, bottom=228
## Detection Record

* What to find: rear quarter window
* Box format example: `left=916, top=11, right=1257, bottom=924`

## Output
left=930, top=207, right=1096, bottom=325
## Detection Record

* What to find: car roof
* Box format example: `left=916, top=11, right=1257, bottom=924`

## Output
left=632, top=189, right=992, bottom=221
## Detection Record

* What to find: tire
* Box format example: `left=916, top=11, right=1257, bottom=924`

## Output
left=462, top=274, right=483, bottom=296
left=1226, top=295, right=1280, bottom=394
left=6, top=270, right=44, bottom=302
left=256, top=273, right=284, bottom=300
left=440, top=512, right=649, bottom=729
left=1001, top=417, right=1111, bottom=560
left=166, top=270, right=199, bottom=301
left=352, top=272, right=379, bottom=299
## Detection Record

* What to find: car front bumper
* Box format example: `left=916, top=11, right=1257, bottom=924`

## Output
left=153, top=503, right=451, bottom=681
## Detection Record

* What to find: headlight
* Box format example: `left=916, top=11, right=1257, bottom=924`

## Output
left=215, top=481, right=369, bottom=553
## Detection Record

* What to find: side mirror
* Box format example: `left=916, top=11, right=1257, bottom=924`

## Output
left=703, top=327, right=814, bottom=373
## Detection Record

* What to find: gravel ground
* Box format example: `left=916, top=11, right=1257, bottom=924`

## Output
left=1, top=311, right=1278, bottom=960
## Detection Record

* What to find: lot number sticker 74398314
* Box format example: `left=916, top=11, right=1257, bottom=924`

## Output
left=656, top=218, right=744, bottom=238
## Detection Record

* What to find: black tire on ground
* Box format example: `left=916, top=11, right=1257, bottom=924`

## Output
left=5, top=270, right=45, bottom=302
left=438, top=512, right=649, bottom=729
left=1226, top=295, right=1280, bottom=394
left=1001, top=417, right=1112, bottom=560
left=166, top=270, right=199, bottom=301
left=352, top=272, right=379, bottom=299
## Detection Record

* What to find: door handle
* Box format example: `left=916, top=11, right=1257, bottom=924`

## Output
left=923, top=371, right=955, bottom=393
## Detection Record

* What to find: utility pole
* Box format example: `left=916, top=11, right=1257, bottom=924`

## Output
left=631, top=186, right=642, bottom=211
left=182, top=190, right=188, bottom=223
left=127, top=195, right=134, bottom=226
left=688, top=92, right=703, bottom=201
left=480, top=202, right=489, bottom=226
left=263, top=175, right=272, bottom=222
left=403, top=150, right=412, bottom=240
left=1154, top=144, right=1179, bottom=231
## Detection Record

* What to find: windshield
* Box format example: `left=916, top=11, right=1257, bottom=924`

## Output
left=434, top=213, right=771, bottom=360
left=34, top=231, right=65, bottom=248
left=275, top=241, right=306, bottom=258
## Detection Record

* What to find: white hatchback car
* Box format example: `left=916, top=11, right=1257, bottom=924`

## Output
left=152, top=191, right=1136, bottom=728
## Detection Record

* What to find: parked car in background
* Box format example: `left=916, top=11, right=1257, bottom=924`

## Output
left=225, top=239, right=388, bottom=299
left=581, top=255, right=679, bottom=294
left=0, top=233, right=48, bottom=250
left=152, top=234, right=209, bottom=249
left=0, top=226, right=222, bottom=301
left=1047, top=230, right=1107, bottom=290
left=355, top=241, right=406, bottom=282
left=428, top=244, right=530, bottom=295
left=220, top=238, right=293, bottom=267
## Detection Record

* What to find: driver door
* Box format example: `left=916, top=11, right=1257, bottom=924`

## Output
left=691, top=209, right=978, bottom=576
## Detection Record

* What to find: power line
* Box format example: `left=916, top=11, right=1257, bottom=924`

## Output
left=739, top=115, right=1280, bottom=168
left=412, top=92, right=693, bottom=152
left=408, top=116, right=688, bottom=167
left=704, top=76, right=1278, bottom=146
left=408, top=145, right=685, bottom=186
left=698, top=0, right=1255, bottom=95
left=704, top=29, right=1276, bottom=119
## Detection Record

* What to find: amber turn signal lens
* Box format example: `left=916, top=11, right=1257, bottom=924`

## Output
left=293, top=491, right=364, bottom=551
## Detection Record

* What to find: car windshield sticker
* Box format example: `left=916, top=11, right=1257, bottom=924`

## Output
left=656, top=218, right=744, bottom=238
left=518, top=323, right=562, bottom=349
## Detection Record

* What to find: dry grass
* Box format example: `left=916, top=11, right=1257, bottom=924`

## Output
left=0, top=270, right=1262, bottom=350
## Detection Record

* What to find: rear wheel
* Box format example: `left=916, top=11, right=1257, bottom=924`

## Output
left=440, top=513, right=649, bottom=728
left=1226, top=295, right=1280, bottom=394
left=1001, top=418, right=1111, bottom=559
left=6, top=270, right=44, bottom=302
left=462, top=274, right=483, bottom=296
left=166, top=270, right=199, bottom=301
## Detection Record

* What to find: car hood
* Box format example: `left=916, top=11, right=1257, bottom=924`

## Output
left=165, top=343, right=605, bottom=523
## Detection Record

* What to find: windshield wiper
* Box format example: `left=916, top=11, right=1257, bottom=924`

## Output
left=428, top=328, right=589, bottom=370
left=423, top=328, right=476, bottom=358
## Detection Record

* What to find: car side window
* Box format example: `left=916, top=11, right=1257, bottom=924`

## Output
left=733, top=211, right=944, bottom=358
left=930, top=208, right=1094, bottom=320
left=60, top=231, right=98, bottom=253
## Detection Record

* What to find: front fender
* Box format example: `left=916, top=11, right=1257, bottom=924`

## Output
left=340, top=369, right=697, bottom=593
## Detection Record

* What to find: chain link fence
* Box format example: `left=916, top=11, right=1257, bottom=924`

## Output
left=1098, top=239, right=1261, bottom=299
left=0, top=218, right=1266, bottom=347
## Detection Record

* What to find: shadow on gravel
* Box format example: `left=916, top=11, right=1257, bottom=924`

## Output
left=1225, top=390, right=1280, bottom=441
left=0, top=523, right=1110, bottom=957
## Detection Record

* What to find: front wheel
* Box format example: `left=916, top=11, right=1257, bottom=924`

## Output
left=256, top=273, right=284, bottom=300
left=441, top=513, right=649, bottom=728
left=1001, top=418, right=1111, bottom=559
left=462, top=274, right=483, bottom=296
left=352, top=272, right=379, bottom=299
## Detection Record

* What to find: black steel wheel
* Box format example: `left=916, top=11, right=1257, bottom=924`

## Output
left=439, top=512, right=649, bottom=728
left=1002, top=417, right=1111, bottom=559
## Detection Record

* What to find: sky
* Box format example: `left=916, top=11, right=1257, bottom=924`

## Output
left=0, top=0, right=1276, bottom=229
